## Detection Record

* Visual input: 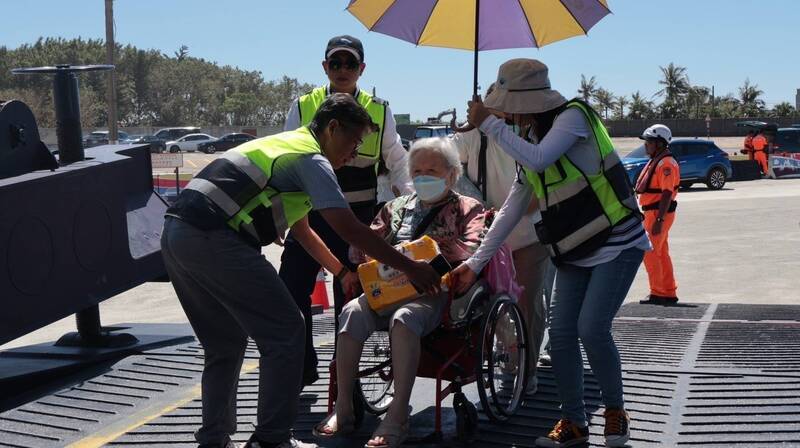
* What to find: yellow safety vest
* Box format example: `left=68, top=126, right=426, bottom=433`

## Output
left=523, top=100, right=640, bottom=263
left=179, top=127, right=321, bottom=246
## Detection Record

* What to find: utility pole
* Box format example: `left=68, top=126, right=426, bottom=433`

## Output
left=710, top=85, right=715, bottom=118
left=105, top=0, right=118, bottom=143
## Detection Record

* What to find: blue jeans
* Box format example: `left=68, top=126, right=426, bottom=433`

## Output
left=548, top=247, right=644, bottom=425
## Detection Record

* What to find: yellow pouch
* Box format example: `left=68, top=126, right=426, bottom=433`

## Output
left=358, top=236, right=448, bottom=315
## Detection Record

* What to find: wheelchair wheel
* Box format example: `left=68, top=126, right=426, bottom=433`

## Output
left=476, top=296, right=528, bottom=422
left=357, top=331, right=394, bottom=414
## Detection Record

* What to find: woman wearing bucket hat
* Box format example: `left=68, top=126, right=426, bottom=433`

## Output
left=452, top=59, right=651, bottom=448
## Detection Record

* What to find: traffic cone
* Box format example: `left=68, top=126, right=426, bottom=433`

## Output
left=310, top=269, right=330, bottom=311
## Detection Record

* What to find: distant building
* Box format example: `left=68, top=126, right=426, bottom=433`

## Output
left=796, top=89, right=800, bottom=111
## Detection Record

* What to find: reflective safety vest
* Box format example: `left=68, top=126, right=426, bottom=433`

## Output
left=635, top=149, right=679, bottom=212
left=523, top=101, right=640, bottom=264
left=298, top=86, right=387, bottom=205
left=170, top=127, right=319, bottom=246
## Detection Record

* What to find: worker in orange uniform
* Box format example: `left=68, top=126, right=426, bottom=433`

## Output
left=636, top=124, right=680, bottom=306
left=743, top=130, right=755, bottom=161
left=752, top=130, right=770, bottom=176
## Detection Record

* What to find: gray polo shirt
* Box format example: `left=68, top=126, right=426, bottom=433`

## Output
left=269, top=153, right=349, bottom=210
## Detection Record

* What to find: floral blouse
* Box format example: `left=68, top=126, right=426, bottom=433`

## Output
left=370, top=191, right=487, bottom=265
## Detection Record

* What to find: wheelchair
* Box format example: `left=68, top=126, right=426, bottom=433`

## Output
left=326, top=279, right=530, bottom=443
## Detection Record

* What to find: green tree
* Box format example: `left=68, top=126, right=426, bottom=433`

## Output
left=655, top=63, right=690, bottom=117
left=737, top=78, right=764, bottom=117
left=627, top=91, right=654, bottom=119
left=593, top=87, right=615, bottom=119
left=577, top=74, right=597, bottom=105
left=1, top=37, right=313, bottom=128
left=771, top=102, right=795, bottom=118
left=685, top=85, right=711, bottom=119
left=715, top=94, right=740, bottom=119
left=614, top=95, right=628, bottom=120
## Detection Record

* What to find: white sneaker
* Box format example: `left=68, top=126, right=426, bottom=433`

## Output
left=244, top=437, right=318, bottom=448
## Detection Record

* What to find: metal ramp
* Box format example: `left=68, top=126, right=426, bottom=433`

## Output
left=2, top=304, right=800, bottom=447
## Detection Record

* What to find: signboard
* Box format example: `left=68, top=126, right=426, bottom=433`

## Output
left=770, top=154, right=800, bottom=179
left=151, top=152, right=184, bottom=169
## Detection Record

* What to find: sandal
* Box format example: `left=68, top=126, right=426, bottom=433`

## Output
left=364, top=420, right=409, bottom=448
left=312, top=412, right=356, bottom=438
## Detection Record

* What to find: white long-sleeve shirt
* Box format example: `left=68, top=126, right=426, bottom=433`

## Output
left=451, top=128, right=539, bottom=252
left=284, top=87, right=412, bottom=196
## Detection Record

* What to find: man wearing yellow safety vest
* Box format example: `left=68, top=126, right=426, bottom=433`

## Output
left=161, top=94, right=440, bottom=448
left=280, top=35, right=413, bottom=387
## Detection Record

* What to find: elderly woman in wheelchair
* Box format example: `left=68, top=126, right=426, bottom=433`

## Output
left=313, top=137, right=488, bottom=447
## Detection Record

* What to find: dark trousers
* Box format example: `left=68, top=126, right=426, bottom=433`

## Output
left=161, top=217, right=305, bottom=445
left=279, top=205, right=376, bottom=384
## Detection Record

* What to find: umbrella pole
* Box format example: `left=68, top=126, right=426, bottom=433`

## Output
left=473, top=0, right=480, bottom=99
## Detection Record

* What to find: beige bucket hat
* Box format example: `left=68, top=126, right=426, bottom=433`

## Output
left=484, top=59, right=567, bottom=114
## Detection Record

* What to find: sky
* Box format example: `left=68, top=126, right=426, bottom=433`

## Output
left=2, top=0, right=799, bottom=121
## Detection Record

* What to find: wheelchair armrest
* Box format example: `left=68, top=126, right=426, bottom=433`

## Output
left=448, top=279, right=490, bottom=324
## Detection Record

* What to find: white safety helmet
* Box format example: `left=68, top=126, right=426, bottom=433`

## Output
left=640, top=124, right=672, bottom=143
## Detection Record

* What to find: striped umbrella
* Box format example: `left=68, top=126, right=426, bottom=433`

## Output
left=347, top=0, right=611, bottom=96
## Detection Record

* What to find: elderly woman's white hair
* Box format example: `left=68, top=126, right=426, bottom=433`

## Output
left=407, top=137, right=463, bottom=181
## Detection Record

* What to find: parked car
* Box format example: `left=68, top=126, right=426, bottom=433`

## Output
left=153, top=127, right=201, bottom=142
left=197, top=133, right=255, bottom=154
left=413, top=125, right=452, bottom=140
left=401, top=138, right=411, bottom=150
left=770, top=127, right=800, bottom=155
left=622, top=139, right=732, bottom=190
left=83, top=130, right=130, bottom=148
left=128, top=135, right=166, bottom=153
left=165, top=133, right=216, bottom=153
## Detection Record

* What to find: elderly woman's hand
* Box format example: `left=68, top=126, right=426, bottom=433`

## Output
left=341, top=270, right=362, bottom=301
left=467, top=96, right=492, bottom=128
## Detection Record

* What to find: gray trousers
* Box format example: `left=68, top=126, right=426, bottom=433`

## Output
left=161, top=217, right=305, bottom=445
left=511, top=242, right=550, bottom=376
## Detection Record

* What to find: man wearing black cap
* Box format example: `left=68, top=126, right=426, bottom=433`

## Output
left=281, top=35, right=413, bottom=387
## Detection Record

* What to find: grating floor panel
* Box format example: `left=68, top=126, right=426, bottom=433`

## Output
left=3, top=305, right=800, bottom=447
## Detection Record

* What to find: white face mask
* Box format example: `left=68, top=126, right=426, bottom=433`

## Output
left=413, top=175, right=448, bottom=202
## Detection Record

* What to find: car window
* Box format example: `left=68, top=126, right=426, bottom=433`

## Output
left=670, top=144, right=686, bottom=157
left=626, top=145, right=646, bottom=158
left=776, top=131, right=800, bottom=152
left=685, top=144, right=708, bottom=156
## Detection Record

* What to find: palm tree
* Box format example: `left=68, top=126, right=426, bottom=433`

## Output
left=685, top=85, right=711, bottom=119
left=593, top=88, right=615, bottom=119
left=716, top=94, right=741, bottom=119
left=628, top=91, right=654, bottom=119
left=772, top=102, right=795, bottom=118
left=738, top=78, right=765, bottom=117
left=614, top=95, right=628, bottom=119
left=655, top=63, right=690, bottom=117
left=577, top=74, right=598, bottom=104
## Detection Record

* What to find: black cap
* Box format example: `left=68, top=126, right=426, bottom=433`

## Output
left=325, top=35, right=364, bottom=62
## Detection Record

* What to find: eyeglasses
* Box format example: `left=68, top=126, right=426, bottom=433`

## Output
left=327, top=59, right=360, bottom=72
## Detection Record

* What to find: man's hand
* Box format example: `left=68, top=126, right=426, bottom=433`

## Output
left=651, top=219, right=663, bottom=236
left=450, top=263, right=478, bottom=295
left=467, top=95, right=491, bottom=128
left=403, top=260, right=442, bottom=297
left=341, top=271, right=362, bottom=301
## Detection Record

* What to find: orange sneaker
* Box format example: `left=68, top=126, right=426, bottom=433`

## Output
left=535, top=419, right=589, bottom=447
left=604, top=407, right=630, bottom=447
